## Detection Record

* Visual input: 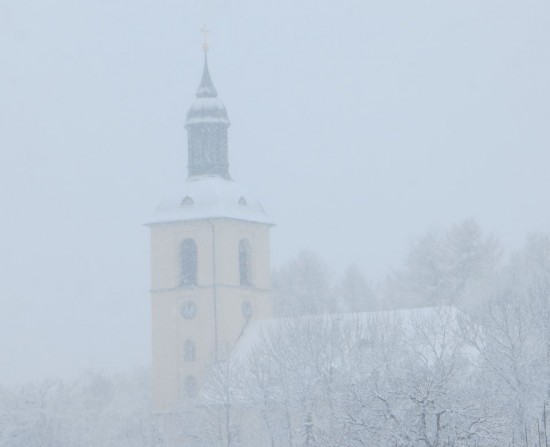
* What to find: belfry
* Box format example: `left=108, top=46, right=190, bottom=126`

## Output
left=148, top=38, right=273, bottom=412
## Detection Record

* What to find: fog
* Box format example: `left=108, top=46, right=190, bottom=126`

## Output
left=1, top=0, right=549, bottom=404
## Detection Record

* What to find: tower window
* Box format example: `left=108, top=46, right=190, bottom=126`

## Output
left=238, top=196, right=247, bottom=206
left=239, top=239, right=251, bottom=286
left=184, top=339, right=196, bottom=362
left=181, top=239, right=198, bottom=287
left=184, top=375, right=197, bottom=398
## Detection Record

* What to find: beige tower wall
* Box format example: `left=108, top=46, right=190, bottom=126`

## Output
left=149, top=217, right=272, bottom=413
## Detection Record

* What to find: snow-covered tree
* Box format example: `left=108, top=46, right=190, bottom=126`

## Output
left=460, top=233, right=550, bottom=439
left=346, top=308, right=504, bottom=446
left=0, top=371, right=153, bottom=447
left=272, top=250, right=333, bottom=316
left=386, top=219, right=501, bottom=308
left=335, top=264, right=377, bottom=312
left=442, top=219, right=501, bottom=306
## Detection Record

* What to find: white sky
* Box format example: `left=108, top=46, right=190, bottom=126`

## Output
left=1, top=0, right=549, bottom=384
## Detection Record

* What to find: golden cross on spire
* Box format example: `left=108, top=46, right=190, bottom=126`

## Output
left=201, top=24, right=210, bottom=53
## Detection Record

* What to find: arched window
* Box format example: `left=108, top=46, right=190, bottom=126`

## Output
left=239, top=239, right=251, bottom=286
left=184, top=339, right=196, bottom=362
left=181, top=239, right=198, bottom=287
left=181, top=195, right=194, bottom=206
left=184, top=375, right=197, bottom=398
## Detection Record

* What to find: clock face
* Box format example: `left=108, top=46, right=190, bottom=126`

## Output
left=241, top=300, right=253, bottom=319
left=181, top=301, right=197, bottom=320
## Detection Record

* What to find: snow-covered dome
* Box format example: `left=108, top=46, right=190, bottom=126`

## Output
left=149, top=176, right=272, bottom=225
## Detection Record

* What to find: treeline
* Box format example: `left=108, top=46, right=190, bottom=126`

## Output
left=274, top=219, right=506, bottom=314
left=0, top=371, right=154, bottom=447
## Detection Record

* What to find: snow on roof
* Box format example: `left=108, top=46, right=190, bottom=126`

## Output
left=201, top=307, right=476, bottom=404
left=233, top=306, right=464, bottom=362
left=148, top=176, right=273, bottom=225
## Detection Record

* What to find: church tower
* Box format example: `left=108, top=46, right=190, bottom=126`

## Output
left=148, top=45, right=273, bottom=413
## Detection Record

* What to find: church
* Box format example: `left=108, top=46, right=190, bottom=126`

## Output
left=147, top=40, right=274, bottom=414
left=145, top=38, right=474, bottom=447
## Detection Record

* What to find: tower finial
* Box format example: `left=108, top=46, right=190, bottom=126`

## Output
left=201, top=23, right=210, bottom=53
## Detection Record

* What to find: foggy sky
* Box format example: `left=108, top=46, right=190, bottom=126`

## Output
left=1, top=0, right=549, bottom=384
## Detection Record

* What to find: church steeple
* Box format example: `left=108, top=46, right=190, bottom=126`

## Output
left=185, top=37, right=231, bottom=179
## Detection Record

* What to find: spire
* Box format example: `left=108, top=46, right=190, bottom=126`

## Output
left=196, top=53, right=218, bottom=98
left=196, top=24, right=217, bottom=98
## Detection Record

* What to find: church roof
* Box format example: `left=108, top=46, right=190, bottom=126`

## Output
left=148, top=176, right=272, bottom=225
left=232, top=306, right=464, bottom=362
left=193, top=306, right=476, bottom=408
